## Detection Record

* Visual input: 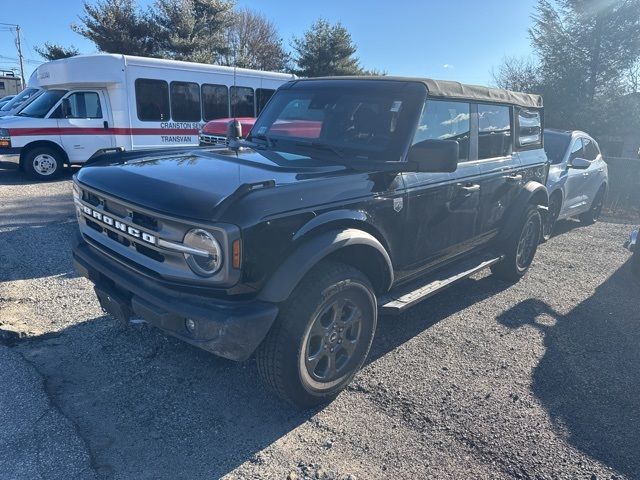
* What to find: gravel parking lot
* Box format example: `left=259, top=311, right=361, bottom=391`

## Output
left=1, top=161, right=639, bottom=480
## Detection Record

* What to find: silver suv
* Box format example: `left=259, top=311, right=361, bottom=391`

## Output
left=543, top=129, right=608, bottom=239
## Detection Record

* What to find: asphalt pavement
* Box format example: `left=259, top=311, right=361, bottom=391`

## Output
left=1, top=161, right=638, bottom=479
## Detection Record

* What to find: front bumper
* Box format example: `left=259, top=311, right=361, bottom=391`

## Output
left=73, top=234, right=279, bottom=361
left=0, top=146, right=21, bottom=156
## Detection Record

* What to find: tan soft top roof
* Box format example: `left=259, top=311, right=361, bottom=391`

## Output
left=292, top=76, right=543, bottom=109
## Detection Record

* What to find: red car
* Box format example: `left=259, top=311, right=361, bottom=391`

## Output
left=200, top=117, right=257, bottom=146
left=200, top=117, right=323, bottom=147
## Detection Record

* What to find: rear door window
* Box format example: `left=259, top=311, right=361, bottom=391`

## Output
left=478, top=104, right=512, bottom=159
left=170, top=81, right=201, bottom=122
left=583, top=138, right=599, bottom=160
left=413, top=100, right=470, bottom=161
left=135, top=79, right=170, bottom=121
left=202, top=84, right=229, bottom=121
left=569, top=138, right=584, bottom=161
left=231, top=86, right=255, bottom=117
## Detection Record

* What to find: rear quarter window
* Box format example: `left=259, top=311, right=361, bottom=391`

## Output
left=517, top=108, right=542, bottom=148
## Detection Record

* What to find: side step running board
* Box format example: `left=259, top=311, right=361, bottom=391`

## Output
left=378, top=254, right=504, bottom=315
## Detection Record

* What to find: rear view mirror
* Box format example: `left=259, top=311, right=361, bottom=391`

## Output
left=569, top=157, right=590, bottom=169
left=407, top=139, right=459, bottom=173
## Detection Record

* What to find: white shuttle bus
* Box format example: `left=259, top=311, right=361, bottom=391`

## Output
left=0, top=54, right=294, bottom=179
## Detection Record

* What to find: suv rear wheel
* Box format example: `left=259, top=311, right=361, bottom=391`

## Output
left=542, top=192, right=561, bottom=242
left=23, top=146, right=64, bottom=180
left=492, top=205, right=542, bottom=282
left=256, top=261, right=377, bottom=407
left=579, top=186, right=605, bottom=225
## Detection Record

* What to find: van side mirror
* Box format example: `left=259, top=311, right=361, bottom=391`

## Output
left=568, top=157, right=590, bottom=170
left=407, top=139, right=459, bottom=173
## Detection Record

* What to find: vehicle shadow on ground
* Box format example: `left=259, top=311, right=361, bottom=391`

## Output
left=0, top=160, right=75, bottom=186
left=7, top=316, right=313, bottom=479
left=496, top=261, right=640, bottom=478
left=370, top=272, right=511, bottom=363
left=1, top=271, right=512, bottom=479
left=0, top=221, right=79, bottom=281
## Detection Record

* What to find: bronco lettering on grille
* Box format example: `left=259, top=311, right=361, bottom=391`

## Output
left=81, top=205, right=157, bottom=245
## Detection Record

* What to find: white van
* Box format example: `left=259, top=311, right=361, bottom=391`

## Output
left=0, top=54, right=294, bottom=179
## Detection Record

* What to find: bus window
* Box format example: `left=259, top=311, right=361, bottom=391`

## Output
left=135, top=79, right=170, bottom=121
left=170, top=81, right=201, bottom=122
left=256, top=88, right=275, bottom=115
left=202, top=84, right=229, bottom=121
left=231, top=86, right=255, bottom=117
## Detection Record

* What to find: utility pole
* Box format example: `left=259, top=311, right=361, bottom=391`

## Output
left=15, top=25, right=25, bottom=88
left=0, top=23, right=25, bottom=88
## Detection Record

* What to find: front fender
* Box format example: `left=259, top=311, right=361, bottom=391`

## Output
left=258, top=228, right=393, bottom=304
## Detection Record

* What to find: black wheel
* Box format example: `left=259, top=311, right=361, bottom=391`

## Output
left=542, top=192, right=561, bottom=242
left=256, top=261, right=377, bottom=407
left=23, top=146, right=64, bottom=180
left=491, top=205, right=542, bottom=282
left=579, top=186, right=605, bottom=225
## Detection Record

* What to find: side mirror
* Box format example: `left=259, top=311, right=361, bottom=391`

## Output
left=407, top=139, right=459, bottom=173
left=61, top=98, right=71, bottom=118
left=569, top=157, right=590, bottom=169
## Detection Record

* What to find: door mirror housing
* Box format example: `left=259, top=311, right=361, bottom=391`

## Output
left=569, top=157, right=590, bottom=170
left=406, top=139, right=459, bottom=173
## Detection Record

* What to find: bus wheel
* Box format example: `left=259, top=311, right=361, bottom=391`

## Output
left=23, top=147, right=63, bottom=180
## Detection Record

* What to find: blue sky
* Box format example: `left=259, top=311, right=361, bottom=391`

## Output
left=1, top=0, right=537, bottom=85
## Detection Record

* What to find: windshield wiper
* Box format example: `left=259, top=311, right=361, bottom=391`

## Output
left=249, top=133, right=276, bottom=149
left=295, top=141, right=345, bottom=159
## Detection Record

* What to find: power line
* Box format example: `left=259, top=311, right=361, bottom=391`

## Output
left=0, top=22, right=25, bottom=86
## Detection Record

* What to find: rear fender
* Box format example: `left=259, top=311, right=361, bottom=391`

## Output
left=498, top=181, right=548, bottom=242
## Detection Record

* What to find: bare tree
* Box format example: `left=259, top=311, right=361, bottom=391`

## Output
left=625, top=60, right=640, bottom=94
left=221, top=9, right=289, bottom=71
left=491, top=56, right=541, bottom=93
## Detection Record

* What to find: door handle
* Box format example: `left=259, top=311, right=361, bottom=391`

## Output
left=103, top=121, right=109, bottom=129
left=457, top=183, right=480, bottom=195
left=504, top=174, right=523, bottom=182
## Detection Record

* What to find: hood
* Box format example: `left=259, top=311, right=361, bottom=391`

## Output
left=201, top=117, right=256, bottom=136
left=76, top=148, right=347, bottom=221
left=1, top=116, right=41, bottom=127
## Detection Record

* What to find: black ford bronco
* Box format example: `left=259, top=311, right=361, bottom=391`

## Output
left=72, top=77, right=549, bottom=407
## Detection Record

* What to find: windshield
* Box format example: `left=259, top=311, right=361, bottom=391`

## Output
left=248, top=81, right=427, bottom=163
left=17, top=90, right=67, bottom=118
left=544, top=131, right=571, bottom=164
left=0, top=88, right=40, bottom=112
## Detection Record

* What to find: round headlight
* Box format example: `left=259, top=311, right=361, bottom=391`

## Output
left=183, top=229, right=223, bottom=276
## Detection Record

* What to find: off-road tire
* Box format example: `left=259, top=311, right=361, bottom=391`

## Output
left=23, top=146, right=64, bottom=180
left=491, top=205, right=542, bottom=282
left=579, top=186, right=605, bottom=225
left=256, top=261, right=377, bottom=408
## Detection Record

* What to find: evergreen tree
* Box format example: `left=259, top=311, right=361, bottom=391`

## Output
left=72, top=0, right=159, bottom=57
left=152, top=0, right=235, bottom=63
left=292, top=19, right=363, bottom=77
left=34, top=43, right=80, bottom=61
